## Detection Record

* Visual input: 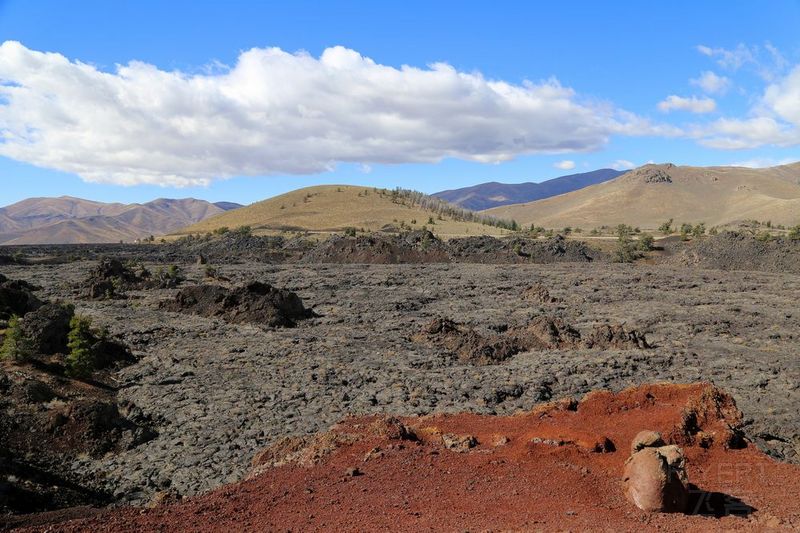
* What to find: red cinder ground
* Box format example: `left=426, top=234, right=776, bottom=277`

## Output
left=9, top=383, right=800, bottom=532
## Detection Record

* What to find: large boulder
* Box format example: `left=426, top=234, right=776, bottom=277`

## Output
left=18, top=303, right=73, bottom=355
left=623, top=432, right=689, bottom=513
left=0, top=277, right=41, bottom=321
left=160, top=281, right=315, bottom=327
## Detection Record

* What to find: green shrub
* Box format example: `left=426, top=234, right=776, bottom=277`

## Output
left=692, top=222, right=706, bottom=238
left=756, top=231, right=773, bottom=242
left=658, top=219, right=673, bottom=235
left=638, top=233, right=655, bottom=251
left=235, top=225, right=252, bottom=236
left=343, top=227, right=357, bottom=237
left=213, top=226, right=230, bottom=235
left=788, top=225, right=800, bottom=240
left=66, top=315, right=96, bottom=378
left=613, top=224, right=639, bottom=263
left=1, top=315, right=33, bottom=361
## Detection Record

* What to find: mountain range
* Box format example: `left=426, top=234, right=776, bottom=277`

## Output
left=484, top=162, right=800, bottom=229
left=433, top=168, right=624, bottom=210
left=0, top=197, right=241, bottom=244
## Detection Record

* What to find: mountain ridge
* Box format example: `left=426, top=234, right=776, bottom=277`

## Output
left=0, top=197, right=243, bottom=244
left=433, top=168, right=624, bottom=210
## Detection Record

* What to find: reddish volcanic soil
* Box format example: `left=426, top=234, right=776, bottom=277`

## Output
left=9, top=383, right=800, bottom=532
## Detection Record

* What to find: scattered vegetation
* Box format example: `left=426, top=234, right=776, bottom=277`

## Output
left=612, top=224, right=639, bottom=263
left=637, top=233, right=655, bottom=251
left=0, top=315, right=32, bottom=361
left=659, top=219, right=673, bottom=235
left=66, top=314, right=96, bottom=378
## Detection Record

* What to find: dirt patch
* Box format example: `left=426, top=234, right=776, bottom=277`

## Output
left=415, top=316, right=650, bottom=364
left=668, top=231, right=800, bottom=274
left=160, top=281, right=315, bottom=327
left=20, top=383, right=800, bottom=532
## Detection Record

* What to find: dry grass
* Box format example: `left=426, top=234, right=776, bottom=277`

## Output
left=485, top=162, right=800, bottom=230
left=174, top=185, right=511, bottom=238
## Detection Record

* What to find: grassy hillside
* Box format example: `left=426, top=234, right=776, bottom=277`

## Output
left=483, top=162, right=800, bottom=230
left=174, top=185, right=514, bottom=238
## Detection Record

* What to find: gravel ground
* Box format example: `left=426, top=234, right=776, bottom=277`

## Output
left=2, top=261, right=799, bottom=505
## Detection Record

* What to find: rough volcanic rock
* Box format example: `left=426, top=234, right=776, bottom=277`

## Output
left=522, top=282, right=561, bottom=304
left=301, top=231, right=448, bottom=264
left=416, top=315, right=650, bottom=365
left=511, top=316, right=583, bottom=350
left=160, top=281, right=315, bottom=327
left=413, top=318, right=522, bottom=365
left=446, top=234, right=601, bottom=263
left=81, top=258, right=152, bottom=299
left=18, top=303, right=73, bottom=355
left=0, top=275, right=41, bottom=320
left=669, top=231, right=800, bottom=275
left=584, top=324, right=651, bottom=350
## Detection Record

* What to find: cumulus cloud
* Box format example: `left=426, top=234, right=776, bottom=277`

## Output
left=611, top=159, right=636, bottom=171
left=553, top=159, right=575, bottom=170
left=0, top=41, right=654, bottom=187
left=696, top=65, right=800, bottom=149
left=657, top=95, right=716, bottom=114
left=690, top=71, right=730, bottom=95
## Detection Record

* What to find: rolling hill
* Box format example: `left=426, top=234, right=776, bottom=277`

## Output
left=483, top=162, right=800, bottom=230
left=0, top=197, right=242, bottom=244
left=174, top=185, right=511, bottom=238
left=433, top=169, right=624, bottom=210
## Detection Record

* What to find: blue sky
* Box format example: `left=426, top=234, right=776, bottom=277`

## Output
left=0, top=0, right=799, bottom=206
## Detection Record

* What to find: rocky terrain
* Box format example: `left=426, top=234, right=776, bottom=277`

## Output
left=9, top=383, right=800, bottom=531
left=1, top=230, right=799, bottom=529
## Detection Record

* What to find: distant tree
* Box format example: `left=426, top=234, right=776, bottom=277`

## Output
left=1, top=315, right=32, bottom=361
left=66, top=315, right=96, bottom=378
left=613, top=224, right=638, bottom=263
left=658, top=218, right=674, bottom=235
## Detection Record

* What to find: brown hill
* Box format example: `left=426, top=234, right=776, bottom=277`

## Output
left=175, top=185, right=511, bottom=238
left=0, top=197, right=240, bottom=244
left=483, top=162, right=800, bottom=230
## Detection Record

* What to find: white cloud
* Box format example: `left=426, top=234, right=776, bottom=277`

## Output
left=697, top=42, right=788, bottom=81
left=0, top=41, right=653, bottom=187
left=696, top=65, right=800, bottom=149
left=727, top=157, right=798, bottom=168
left=697, top=43, right=755, bottom=71
left=658, top=95, right=716, bottom=114
left=611, top=159, right=636, bottom=171
left=690, top=71, right=730, bottom=95
left=553, top=159, right=575, bottom=170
